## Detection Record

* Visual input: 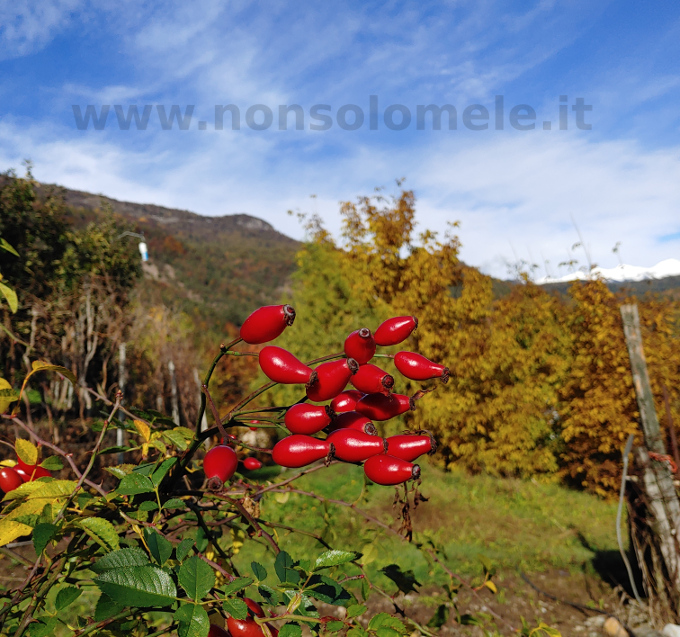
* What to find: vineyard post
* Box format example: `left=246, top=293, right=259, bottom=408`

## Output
left=620, top=303, right=680, bottom=615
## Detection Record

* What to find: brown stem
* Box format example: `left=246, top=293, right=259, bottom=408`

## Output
left=225, top=497, right=280, bottom=554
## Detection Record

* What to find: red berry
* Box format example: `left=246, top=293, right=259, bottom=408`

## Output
left=326, top=411, right=377, bottom=436
left=240, top=304, right=296, bottom=344
left=243, top=457, right=263, bottom=471
left=204, top=445, right=238, bottom=483
left=16, top=465, right=51, bottom=481
left=227, top=617, right=264, bottom=637
left=0, top=467, right=23, bottom=493
left=327, top=429, right=386, bottom=463
left=285, top=404, right=334, bottom=434
left=355, top=393, right=414, bottom=421
left=330, top=390, right=365, bottom=413
left=259, top=346, right=315, bottom=385
left=208, top=624, right=231, bottom=637
left=350, top=364, right=394, bottom=395
left=14, top=467, right=31, bottom=482
left=244, top=597, right=265, bottom=618
left=306, top=358, right=359, bottom=402
left=272, top=435, right=333, bottom=468
left=363, top=454, right=420, bottom=485
left=374, top=316, right=418, bottom=346
left=394, top=352, right=449, bottom=382
left=344, top=328, right=376, bottom=364
left=386, top=434, right=436, bottom=462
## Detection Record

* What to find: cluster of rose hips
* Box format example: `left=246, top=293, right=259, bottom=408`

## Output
left=208, top=598, right=277, bottom=637
left=203, top=304, right=447, bottom=488
left=0, top=457, right=51, bottom=494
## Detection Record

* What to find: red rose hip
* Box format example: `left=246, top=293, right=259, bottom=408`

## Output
left=243, top=457, right=263, bottom=471
left=355, top=393, right=414, bottom=421
left=240, top=304, right=296, bottom=344
left=227, top=617, right=264, bottom=637
left=0, top=467, right=23, bottom=493
left=394, top=352, right=449, bottom=382
left=386, top=433, right=436, bottom=462
left=259, top=346, right=315, bottom=385
left=374, top=316, right=418, bottom=346
left=327, top=429, right=386, bottom=462
left=208, top=624, right=231, bottom=637
left=350, top=364, right=394, bottom=395
left=331, top=390, right=365, bottom=413
left=272, top=435, right=333, bottom=468
left=344, top=328, right=376, bottom=364
left=363, top=454, right=421, bottom=485
left=306, top=358, right=359, bottom=402
left=284, top=403, right=334, bottom=434
left=204, top=445, right=238, bottom=483
left=326, top=411, right=377, bottom=435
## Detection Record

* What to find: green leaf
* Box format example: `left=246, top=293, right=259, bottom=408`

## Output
left=55, top=585, right=82, bottom=611
left=222, top=576, right=253, bottom=596
left=15, top=439, right=39, bottom=466
left=380, top=564, right=421, bottom=594
left=178, top=556, right=215, bottom=601
left=32, top=523, right=58, bottom=555
left=117, top=473, right=155, bottom=495
left=79, top=518, right=120, bottom=552
left=346, top=604, right=367, bottom=619
left=375, top=628, right=401, bottom=637
left=251, top=561, right=267, bottom=581
left=0, top=237, right=19, bottom=257
left=176, top=538, right=194, bottom=562
left=325, top=621, right=345, bottom=633
left=162, top=498, right=185, bottom=510
left=275, top=550, right=300, bottom=584
left=39, top=456, right=63, bottom=471
left=105, top=464, right=136, bottom=479
left=151, top=457, right=177, bottom=487
left=93, top=593, right=124, bottom=622
left=91, top=547, right=150, bottom=574
left=28, top=361, right=76, bottom=386
left=0, top=282, right=18, bottom=313
left=144, top=528, right=173, bottom=566
left=27, top=616, right=58, bottom=637
left=426, top=604, right=449, bottom=629
left=368, top=614, right=407, bottom=633
left=139, top=501, right=159, bottom=511
left=162, top=429, right=189, bottom=451
left=347, top=628, right=368, bottom=637
left=279, top=624, right=302, bottom=637
left=258, top=585, right=278, bottom=607
left=95, top=564, right=177, bottom=607
left=306, top=575, right=350, bottom=606
left=313, top=549, right=359, bottom=570
left=174, top=603, right=210, bottom=637
left=223, top=597, right=248, bottom=620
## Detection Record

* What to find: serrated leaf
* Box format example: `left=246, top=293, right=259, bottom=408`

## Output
left=144, top=528, right=173, bottom=566
left=313, top=550, right=359, bottom=570
left=32, top=523, right=58, bottom=554
left=105, top=464, right=136, bottom=479
left=307, top=575, right=350, bottom=606
left=275, top=551, right=299, bottom=584
left=162, top=429, right=188, bottom=451
left=3, top=480, right=76, bottom=527
left=0, top=282, right=18, bottom=313
left=152, top=457, right=176, bottom=487
left=15, top=439, right=38, bottom=466
left=139, top=501, right=159, bottom=511
left=368, top=614, right=407, bottom=632
left=347, top=629, right=368, bottom=637
left=39, top=456, right=63, bottom=471
left=325, top=622, right=345, bottom=633
left=222, top=577, right=253, bottom=596
left=375, top=628, right=401, bottom=637
left=251, top=561, right=267, bottom=581
left=117, top=473, right=154, bottom=495
left=133, top=420, right=151, bottom=442
left=280, top=624, right=303, bottom=637
left=91, top=547, right=150, bottom=574
left=346, top=604, right=367, bottom=619
left=27, top=616, right=58, bottom=637
left=176, top=538, right=194, bottom=562
left=95, top=564, right=177, bottom=607
left=174, top=603, right=210, bottom=637
left=79, top=518, right=120, bottom=552
left=55, top=585, right=82, bottom=611
left=29, top=361, right=76, bottom=385
left=258, top=585, right=278, bottom=606
left=94, top=593, right=124, bottom=622
left=173, top=426, right=195, bottom=440
left=223, top=597, right=248, bottom=620
left=0, top=519, right=33, bottom=546
left=0, top=378, right=19, bottom=414
left=162, top=498, right=185, bottom=510
left=178, top=556, right=215, bottom=600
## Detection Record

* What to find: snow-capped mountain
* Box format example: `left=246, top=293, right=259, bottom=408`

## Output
left=536, top=258, right=680, bottom=284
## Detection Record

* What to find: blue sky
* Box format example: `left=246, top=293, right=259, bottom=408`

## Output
left=1, top=1, right=679, bottom=279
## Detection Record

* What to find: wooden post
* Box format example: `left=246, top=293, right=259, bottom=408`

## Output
left=620, top=304, right=680, bottom=615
